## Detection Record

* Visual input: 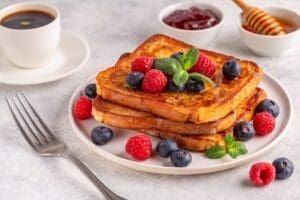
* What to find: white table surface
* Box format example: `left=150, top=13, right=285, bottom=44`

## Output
left=0, top=0, right=300, bottom=199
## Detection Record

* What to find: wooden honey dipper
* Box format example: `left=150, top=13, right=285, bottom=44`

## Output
left=233, top=0, right=286, bottom=35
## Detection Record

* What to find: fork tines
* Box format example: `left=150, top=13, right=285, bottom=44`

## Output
left=6, top=92, right=56, bottom=149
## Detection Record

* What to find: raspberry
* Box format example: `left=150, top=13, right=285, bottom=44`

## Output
left=131, top=56, right=153, bottom=74
left=189, top=53, right=216, bottom=77
left=73, top=97, right=92, bottom=120
left=253, top=112, right=275, bottom=136
left=249, top=162, right=276, bottom=186
left=142, top=69, right=167, bottom=93
left=125, top=134, right=152, bottom=161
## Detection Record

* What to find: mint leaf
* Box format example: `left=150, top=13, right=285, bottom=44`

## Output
left=179, top=47, right=199, bottom=71
left=206, top=134, right=248, bottom=159
left=173, top=70, right=189, bottom=86
left=227, top=142, right=248, bottom=158
left=189, top=72, right=216, bottom=87
left=154, top=58, right=182, bottom=76
left=206, top=145, right=226, bottom=159
left=224, top=134, right=235, bottom=149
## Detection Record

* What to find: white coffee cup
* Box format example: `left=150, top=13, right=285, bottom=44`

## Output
left=0, top=2, right=60, bottom=68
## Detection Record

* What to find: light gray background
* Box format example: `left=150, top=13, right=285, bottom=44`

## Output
left=0, top=0, right=299, bottom=199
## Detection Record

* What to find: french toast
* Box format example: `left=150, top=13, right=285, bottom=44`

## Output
left=93, top=88, right=266, bottom=135
left=96, top=34, right=263, bottom=124
left=92, top=88, right=266, bottom=151
left=152, top=88, right=266, bottom=151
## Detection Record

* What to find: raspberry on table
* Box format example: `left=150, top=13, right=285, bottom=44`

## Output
left=125, top=134, right=152, bottom=161
left=131, top=56, right=153, bottom=74
left=253, top=112, right=275, bottom=136
left=142, top=69, right=167, bottom=93
left=189, top=53, right=216, bottom=77
left=249, top=162, right=276, bottom=186
left=73, top=96, right=93, bottom=120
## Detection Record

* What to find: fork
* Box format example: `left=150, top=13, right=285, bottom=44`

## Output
left=5, top=92, right=126, bottom=200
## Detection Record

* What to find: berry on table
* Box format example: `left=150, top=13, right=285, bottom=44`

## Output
left=142, top=69, right=167, bottom=93
left=73, top=96, right=92, bottom=120
left=272, top=157, right=294, bottom=180
left=131, top=56, right=153, bottom=74
left=156, top=139, right=179, bottom=158
left=249, top=162, right=276, bottom=186
left=125, top=134, right=152, bottom=161
left=85, top=83, right=97, bottom=99
left=234, top=122, right=255, bottom=142
left=189, top=53, right=216, bottom=78
left=255, top=99, right=280, bottom=118
left=253, top=112, right=275, bottom=136
left=91, top=126, right=114, bottom=145
left=222, top=59, right=241, bottom=80
left=126, top=72, right=144, bottom=89
left=170, top=150, right=192, bottom=167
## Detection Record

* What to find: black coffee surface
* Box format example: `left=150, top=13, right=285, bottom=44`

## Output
left=1, top=10, right=54, bottom=29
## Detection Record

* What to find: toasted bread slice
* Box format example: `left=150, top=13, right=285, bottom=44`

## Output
left=145, top=129, right=228, bottom=152
left=144, top=88, right=264, bottom=151
left=96, top=34, right=263, bottom=124
left=92, top=88, right=266, bottom=135
left=92, top=88, right=266, bottom=151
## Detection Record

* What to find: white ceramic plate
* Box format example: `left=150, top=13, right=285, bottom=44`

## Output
left=0, top=31, right=90, bottom=85
left=68, top=73, right=292, bottom=175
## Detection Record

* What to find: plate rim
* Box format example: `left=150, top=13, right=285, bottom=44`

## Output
left=0, top=31, right=90, bottom=85
left=68, top=72, right=293, bottom=175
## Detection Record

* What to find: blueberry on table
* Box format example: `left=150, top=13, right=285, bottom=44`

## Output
left=272, top=157, right=294, bottom=180
left=222, top=59, right=241, bottom=80
left=170, top=150, right=192, bottom=167
left=256, top=99, right=280, bottom=118
left=126, top=72, right=144, bottom=89
left=91, top=126, right=114, bottom=145
left=234, top=122, right=255, bottom=142
left=186, top=79, right=204, bottom=92
left=167, top=80, right=185, bottom=92
left=84, top=83, right=97, bottom=99
left=156, top=139, right=179, bottom=158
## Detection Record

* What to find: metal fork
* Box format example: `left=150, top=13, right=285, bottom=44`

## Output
left=5, top=92, right=126, bottom=200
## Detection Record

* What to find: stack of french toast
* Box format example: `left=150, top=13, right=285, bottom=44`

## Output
left=92, top=34, right=265, bottom=151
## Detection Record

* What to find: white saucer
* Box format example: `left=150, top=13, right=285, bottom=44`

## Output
left=68, top=73, right=292, bottom=175
left=0, top=31, right=90, bottom=85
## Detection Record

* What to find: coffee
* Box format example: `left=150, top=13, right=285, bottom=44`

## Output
left=1, top=10, right=54, bottom=29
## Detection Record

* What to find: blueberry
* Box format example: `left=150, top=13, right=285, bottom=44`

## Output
left=126, top=72, right=144, bottom=89
left=170, top=52, right=183, bottom=60
left=84, top=84, right=97, bottom=99
left=156, top=139, right=179, bottom=158
left=234, top=122, right=255, bottom=142
left=222, top=59, right=241, bottom=80
left=167, top=80, right=185, bottom=92
left=256, top=99, right=280, bottom=118
left=170, top=150, right=192, bottom=167
left=272, top=157, right=294, bottom=180
left=91, top=126, right=114, bottom=145
left=186, top=79, right=204, bottom=92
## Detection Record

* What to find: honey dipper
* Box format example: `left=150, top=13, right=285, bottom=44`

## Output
left=232, top=0, right=286, bottom=35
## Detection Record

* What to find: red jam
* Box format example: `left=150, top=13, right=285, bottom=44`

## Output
left=163, top=6, right=220, bottom=30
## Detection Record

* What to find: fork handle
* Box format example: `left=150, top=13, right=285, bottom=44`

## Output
left=62, top=152, right=126, bottom=200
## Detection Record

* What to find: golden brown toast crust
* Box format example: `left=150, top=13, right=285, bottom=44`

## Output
left=93, top=88, right=266, bottom=135
left=96, top=34, right=263, bottom=123
left=92, top=88, right=266, bottom=151
left=154, top=88, right=266, bottom=151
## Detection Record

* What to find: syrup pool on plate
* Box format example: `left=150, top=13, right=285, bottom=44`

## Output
left=163, top=6, right=220, bottom=30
